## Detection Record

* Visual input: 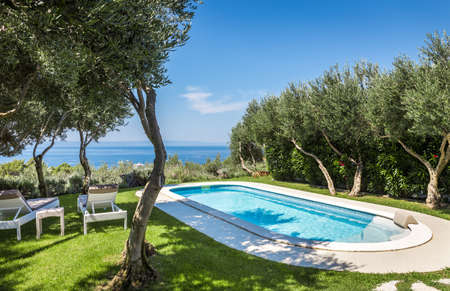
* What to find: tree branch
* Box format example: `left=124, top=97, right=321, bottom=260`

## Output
left=130, top=87, right=153, bottom=141
left=0, top=66, right=38, bottom=118
left=436, top=133, right=450, bottom=176
left=40, top=111, right=69, bottom=158
left=238, top=141, right=253, bottom=175
left=33, top=112, right=54, bottom=158
left=396, top=138, right=434, bottom=173
left=320, top=129, right=358, bottom=164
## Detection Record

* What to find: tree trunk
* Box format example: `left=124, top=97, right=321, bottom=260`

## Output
left=32, top=111, right=68, bottom=198
left=239, top=142, right=254, bottom=175
left=34, top=155, right=48, bottom=197
left=396, top=137, right=450, bottom=209
left=111, top=85, right=166, bottom=290
left=79, top=143, right=91, bottom=194
left=426, top=170, right=440, bottom=209
left=78, top=127, right=92, bottom=194
left=348, top=162, right=363, bottom=197
left=321, top=130, right=363, bottom=196
left=291, top=139, right=336, bottom=195
left=248, top=144, right=257, bottom=170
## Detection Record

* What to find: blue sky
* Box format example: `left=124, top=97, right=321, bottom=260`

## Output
left=68, top=0, right=450, bottom=145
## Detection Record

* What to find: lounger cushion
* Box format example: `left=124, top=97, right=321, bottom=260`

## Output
left=0, top=189, right=23, bottom=200
left=88, top=184, right=119, bottom=194
left=0, top=189, right=33, bottom=212
left=27, top=197, right=58, bottom=210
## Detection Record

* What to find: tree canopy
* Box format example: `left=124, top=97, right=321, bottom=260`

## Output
left=367, top=31, right=449, bottom=208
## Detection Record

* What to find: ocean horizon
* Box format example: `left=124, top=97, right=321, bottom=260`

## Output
left=0, top=141, right=230, bottom=167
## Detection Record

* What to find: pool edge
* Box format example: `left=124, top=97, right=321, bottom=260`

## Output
left=158, top=181, right=433, bottom=252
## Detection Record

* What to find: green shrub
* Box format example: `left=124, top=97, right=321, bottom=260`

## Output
left=46, top=176, right=67, bottom=196
left=0, top=160, right=26, bottom=176
left=50, top=162, right=74, bottom=175
left=68, top=174, right=83, bottom=194
left=265, top=139, right=295, bottom=181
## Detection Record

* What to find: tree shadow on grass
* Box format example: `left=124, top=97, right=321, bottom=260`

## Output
left=0, top=191, right=365, bottom=291
left=71, top=265, right=121, bottom=291
left=64, top=202, right=349, bottom=291
left=142, top=207, right=359, bottom=290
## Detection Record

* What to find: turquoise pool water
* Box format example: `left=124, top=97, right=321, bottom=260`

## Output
left=170, top=185, right=409, bottom=243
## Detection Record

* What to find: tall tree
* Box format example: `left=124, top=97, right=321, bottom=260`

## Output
left=279, top=83, right=337, bottom=195
left=26, top=83, right=70, bottom=197
left=3, top=1, right=197, bottom=285
left=367, top=32, right=450, bottom=208
left=309, top=62, right=379, bottom=196
left=230, top=122, right=262, bottom=175
left=57, top=1, right=199, bottom=288
left=71, top=70, right=132, bottom=194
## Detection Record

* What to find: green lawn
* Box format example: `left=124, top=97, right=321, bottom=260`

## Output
left=0, top=178, right=449, bottom=290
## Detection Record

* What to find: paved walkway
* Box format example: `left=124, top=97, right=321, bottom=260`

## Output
left=150, top=182, right=450, bottom=273
left=375, top=279, right=450, bottom=291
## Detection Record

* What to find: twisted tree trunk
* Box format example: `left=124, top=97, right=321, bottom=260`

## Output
left=321, top=130, right=363, bottom=196
left=111, top=84, right=166, bottom=290
left=426, top=170, right=440, bottom=208
left=396, top=134, right=450, bottom=209
left=239, top=142, right=254, bottom=175
left=32, top=112, right=68, bottom=197
left=348, top=161, right=363, bottom=197
left=77, top=125, right=93, bottom=194
left=291, top=139, right=336, bottom=195
left=34, top=155, right=48, bottom=197
left=79, top=142, right=91, bottom=194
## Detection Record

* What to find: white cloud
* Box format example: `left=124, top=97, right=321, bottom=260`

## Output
left=181, top=87, right=248, bottom=114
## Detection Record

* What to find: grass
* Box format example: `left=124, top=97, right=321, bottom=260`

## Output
left=0, top=178, right=448, bottom=290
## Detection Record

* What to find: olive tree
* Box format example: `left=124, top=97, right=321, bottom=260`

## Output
left=367, top=32, right=449, bottom=208
left=308, top=62, right=379, bottom=196
left=3, top=1, right=197, bottom=286
left=279, top=83, right=337, bottom=195
left=58, top=1, right=199, bottom=288
left=70, top=70, right=132, bottom=194
left=230, top=122, right=262, bottom=175
left=0, top=0, right=89, bottom=156
left=230, top=100, right=265, bottom=175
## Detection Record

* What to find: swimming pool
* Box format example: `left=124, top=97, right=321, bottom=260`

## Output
left=162, top=182, right=432, bottom=251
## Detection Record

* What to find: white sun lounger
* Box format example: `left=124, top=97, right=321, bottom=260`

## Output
left=77, top=184, right=127, bottom=235
left=0, top=189, right=60, bottom=240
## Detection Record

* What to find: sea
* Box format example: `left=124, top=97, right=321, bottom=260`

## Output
left=0, top=141, right=230, bottom=167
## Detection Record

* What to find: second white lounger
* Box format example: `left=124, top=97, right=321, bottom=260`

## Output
left=77, top=184, right=127, bottom=235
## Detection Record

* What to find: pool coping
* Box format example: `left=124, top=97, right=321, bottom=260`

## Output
left=158, top=181, right=433, bottom=252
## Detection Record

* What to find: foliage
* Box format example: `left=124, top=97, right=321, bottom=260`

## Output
left=366, top=31, right=450, bottom=207
left=230, top=32, right=449, bottom=201
left=264, top=138, right=295, bottom=181
left=0, top=158, right=249, bottom=196
left=0, top=159, right=26, bottom=176
left=229, top=122, right=264, bottom=165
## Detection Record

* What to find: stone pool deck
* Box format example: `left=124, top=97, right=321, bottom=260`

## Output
left=142, top=182, right=450, bottom=273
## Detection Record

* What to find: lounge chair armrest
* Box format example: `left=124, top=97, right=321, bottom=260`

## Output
left=13, top=207, right=22, bottom=220
left=112, top=203, right=122, bottom=212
